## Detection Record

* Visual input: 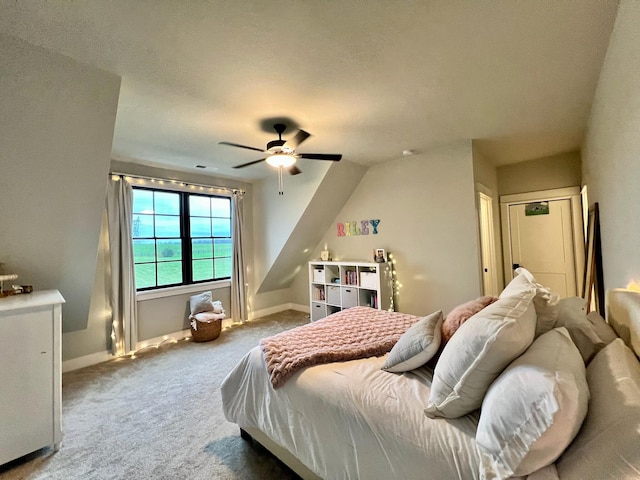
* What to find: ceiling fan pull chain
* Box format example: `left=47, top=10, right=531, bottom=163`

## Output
left=278, top=166, right=284, bottom=195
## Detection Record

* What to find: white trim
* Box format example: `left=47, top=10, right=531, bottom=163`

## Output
left=475, top=182, right=494, bottom=198
left=478, top=191, right=499, bottom=296
left=62, top=329, right=191, bottom=373
left=62, top=350, right=114, bottom=373
left=248, top=303, right=309, bottom=321
left=136, top=280, right=231, bottom=301
left=499, top=186, right=581, bottom=204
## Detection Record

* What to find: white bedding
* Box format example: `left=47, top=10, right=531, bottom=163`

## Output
left=223, top=346, right=496, bottom=479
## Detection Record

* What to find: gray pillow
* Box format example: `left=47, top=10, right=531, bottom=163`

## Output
left=555, top=297, right=606, bottom=363
left=382, top=310, right=443, bottom=373
left=190, top=291, right=214, bottom=315
left=556, top=339, right=640, bottom=480
left=586, top=311, right=618, bottom=345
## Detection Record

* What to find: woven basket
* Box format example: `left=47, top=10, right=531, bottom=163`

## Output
left=190, top=318, right=222, bottom=342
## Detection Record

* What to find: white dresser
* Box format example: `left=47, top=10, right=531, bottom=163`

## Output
left=0, top=290, right=65, bottom=465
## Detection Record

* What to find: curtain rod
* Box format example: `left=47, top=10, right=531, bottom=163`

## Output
left=109, top=172, right=245, bottom=196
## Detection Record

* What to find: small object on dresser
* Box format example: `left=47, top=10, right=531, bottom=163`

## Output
left=0, top=274, right=20, bottom=297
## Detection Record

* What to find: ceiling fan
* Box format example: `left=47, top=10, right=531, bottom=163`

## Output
left=219, top=123, right=342, bottom=194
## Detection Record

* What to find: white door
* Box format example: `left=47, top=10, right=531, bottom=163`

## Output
left=504, top=196, right=579, bottom=298
left=478, top=192, right=499, bottom=296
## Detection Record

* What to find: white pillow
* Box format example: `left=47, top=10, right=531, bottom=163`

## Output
left=381, top=310, right=443, bottom=372
left=425, top=271, right=537, bottom=418
left=477, top=327, right=589, bottom=478
left=556, top=338, right=640, bottom=480
left=514, top=267, right=560, bottom=337
left=211, top=300, right=225, bottom=314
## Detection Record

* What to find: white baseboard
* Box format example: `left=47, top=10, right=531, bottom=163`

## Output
left=62, top=350, right=113, bottom=373
left=248, top=302, right=309, bottom=320
left=135, top=328, right=192, bottom=352
left=62, top=307, right=309, bottom=373
left=62, top=329, right=192, bottom=373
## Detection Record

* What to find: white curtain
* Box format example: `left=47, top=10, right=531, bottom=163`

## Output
left=231, top=190, right=247, bottom=321
left=106, top=177, right=138, bottom=355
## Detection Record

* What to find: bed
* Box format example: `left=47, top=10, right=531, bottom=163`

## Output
left=221, top=273, right=640, bottom=480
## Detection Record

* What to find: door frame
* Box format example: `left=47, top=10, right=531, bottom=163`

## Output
left=500, top=187, right=585, bottom=295
left=477, top=187, right=500, bottom=296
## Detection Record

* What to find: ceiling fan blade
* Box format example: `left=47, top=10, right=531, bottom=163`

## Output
left=219, top=141, right=265, bottom=153
left=288, top=165, right=302, bottom=175
left=298, top=153, right=342, bottom=161
left=284, top=129, right=311, bottom=150
left=233, top=158, right=266, bottom=169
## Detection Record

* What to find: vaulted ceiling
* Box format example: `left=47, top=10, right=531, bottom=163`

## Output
left=0, top=1, right=619, bottom=181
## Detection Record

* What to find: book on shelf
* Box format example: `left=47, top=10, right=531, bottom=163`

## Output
left=369, top=292, right=378, bottom=308
left=344, top=270, right=358, bottom=285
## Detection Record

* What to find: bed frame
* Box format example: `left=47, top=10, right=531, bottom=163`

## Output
left=240, top=427, right=321, bottom=480
left=239, top=289, right=640, bottom=480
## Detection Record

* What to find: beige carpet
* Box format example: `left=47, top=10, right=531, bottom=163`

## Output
left=0, top=310, right=309, bottom=480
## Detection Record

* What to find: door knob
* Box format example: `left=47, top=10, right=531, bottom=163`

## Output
left=513, top=263, right=520, bottom=269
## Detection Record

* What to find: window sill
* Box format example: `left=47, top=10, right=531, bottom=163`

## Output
left=136, top=280, right=231, bottom=301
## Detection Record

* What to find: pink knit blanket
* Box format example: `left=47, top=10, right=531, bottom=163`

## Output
left=260, top=306, right=420, bottom=388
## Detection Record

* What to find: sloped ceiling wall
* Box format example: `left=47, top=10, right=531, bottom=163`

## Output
left=0, top=33, right=121, bottom=333
left=251, top=160, right=367, bottom=299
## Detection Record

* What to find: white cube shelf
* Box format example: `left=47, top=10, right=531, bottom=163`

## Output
left=308, top=261, right=391, bottom=321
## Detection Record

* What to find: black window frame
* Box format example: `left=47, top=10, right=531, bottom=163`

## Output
left=131, top=186, right=232, bottom=291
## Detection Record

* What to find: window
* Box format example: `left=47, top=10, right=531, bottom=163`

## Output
left=132, top=187, right=232, bottom=290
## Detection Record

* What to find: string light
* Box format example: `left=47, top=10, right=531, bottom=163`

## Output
left=110, top=172, right=245, bottom=196
left=386, top=252, right=400, bottom=311
left=627, top=281, right=640, bottom=292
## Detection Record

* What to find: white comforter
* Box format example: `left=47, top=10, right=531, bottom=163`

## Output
left=222, top=346, right=561, bottom=479
left=222, top=346, right=489, bottom=479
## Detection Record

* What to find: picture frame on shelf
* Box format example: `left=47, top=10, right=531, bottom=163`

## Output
left=374, top=248, right=386, bottom=263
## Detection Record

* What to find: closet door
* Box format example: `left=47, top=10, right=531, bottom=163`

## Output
left=507, top=199, right=576, bottom=297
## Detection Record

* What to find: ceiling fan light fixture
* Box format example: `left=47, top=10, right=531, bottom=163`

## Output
left=266, top=154, right=296, bottom=168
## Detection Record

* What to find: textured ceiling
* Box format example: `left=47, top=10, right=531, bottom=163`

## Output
left=0, top=1, right=619, bottom=181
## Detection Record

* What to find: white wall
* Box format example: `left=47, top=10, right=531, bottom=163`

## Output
left=0, top=34, right=121, bottom=346
left=581, top=0, right=640, bottom=291
left=293, top=140, right=482, bottom=316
